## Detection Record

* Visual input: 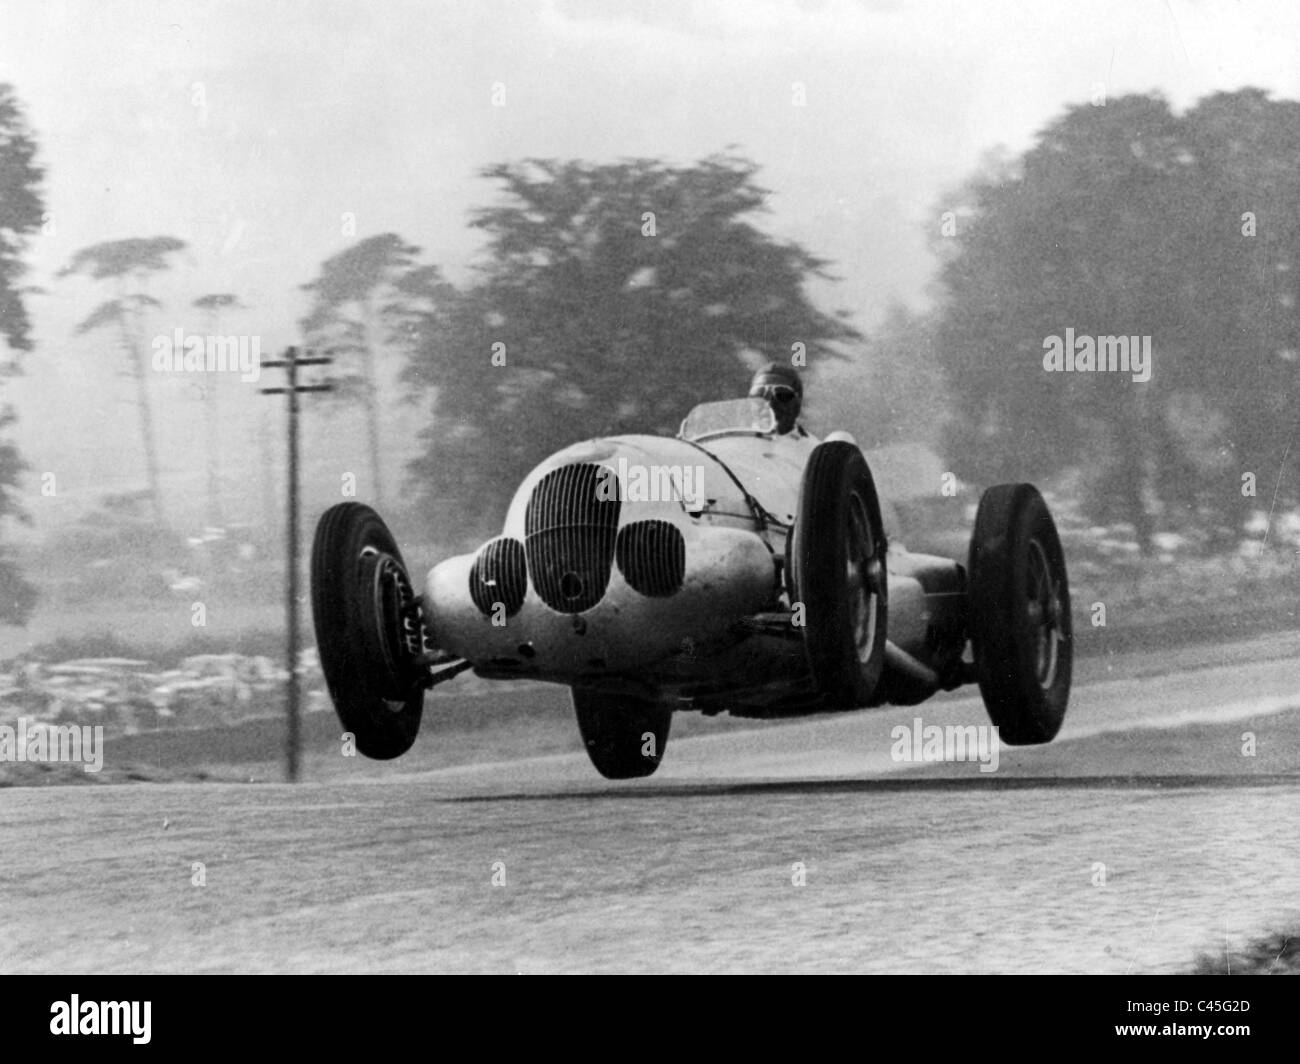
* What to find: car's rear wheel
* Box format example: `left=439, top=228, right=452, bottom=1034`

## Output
left=572, top=687, right=671, bottom=779
left=311, top=502, right=425, bottom=760
left=790, top=441, right=889, bottom=708
left=968, top=484, right=1072, bottom=744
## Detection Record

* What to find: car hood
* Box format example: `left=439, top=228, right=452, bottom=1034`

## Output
left=687, top=432, right=818, bottom=525
left=499, top=431, right=819, bottom=535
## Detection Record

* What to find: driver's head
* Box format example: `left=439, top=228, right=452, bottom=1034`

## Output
left=748, top=362, right=803, bottom=434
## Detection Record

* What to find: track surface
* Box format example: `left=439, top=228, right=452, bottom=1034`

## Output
left=3, top=636, right=1299, bottom=973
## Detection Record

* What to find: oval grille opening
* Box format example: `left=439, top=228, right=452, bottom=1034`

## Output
left=469, top=537, right=527, bottom=618
left=616, top=520, right=685, bottom=597
left=525, top=463, right=620, bottom=613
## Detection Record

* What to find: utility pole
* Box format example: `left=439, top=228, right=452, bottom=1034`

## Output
left=261, top=346, right=332, bottom=782
left=258, top=406, right=276, bottom=547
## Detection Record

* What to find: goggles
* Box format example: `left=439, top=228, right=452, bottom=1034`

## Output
left=753, top=384, right=798, bottom=403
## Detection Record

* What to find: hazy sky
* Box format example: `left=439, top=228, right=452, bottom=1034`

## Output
left=2, top=0, right=1299, bottom=529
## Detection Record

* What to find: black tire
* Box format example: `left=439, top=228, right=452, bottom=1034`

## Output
left=572, top=688, right=671, bottom=779
left=790, top=441, right=889, bottom=708
left=311, top=502, right=425, bottom=760
left=968, top=484, right=1072, bottom=745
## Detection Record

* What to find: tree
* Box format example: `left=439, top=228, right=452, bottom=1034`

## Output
left=932, top=96, right=1220, bottom=550
left=0, top=83, right=46, bottom=624
left=192, top=293, right=244, bottom=527
left=811, top=302, right=948, bottom=451
left=1178, top=89, right=1300, bottom=538
left=405, top=153, right=860, bottom=543
left=59, top=236, right=187, bottom=525
left=299, top=233, right=423, bottom=510
left=930, top=90, right=1300, bottom=551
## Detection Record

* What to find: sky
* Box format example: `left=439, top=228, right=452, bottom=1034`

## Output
left=2, top=0, right=1299, bottom=531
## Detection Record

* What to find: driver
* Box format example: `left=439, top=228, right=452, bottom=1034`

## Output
left=748, top=363, right=807, bottom=436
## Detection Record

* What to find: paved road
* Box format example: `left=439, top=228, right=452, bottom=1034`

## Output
left=2, top=636, right=1298, bottom=973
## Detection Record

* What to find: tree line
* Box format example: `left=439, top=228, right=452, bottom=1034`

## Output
left=1, top=81, right=1296, bottom=626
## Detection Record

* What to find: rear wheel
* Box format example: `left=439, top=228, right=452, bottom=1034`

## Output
left=311, top=502, right=425, bottom=760
left=968, top=484, right=1072, bottom=744
left=572, top=688, right=671, bottom=779
left=790, top=441, right=889, bottom=708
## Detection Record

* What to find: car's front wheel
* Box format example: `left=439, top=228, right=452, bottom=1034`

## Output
left=311, top=502, right=426, bottom=760
left=789, top=441, right=889, bottom=709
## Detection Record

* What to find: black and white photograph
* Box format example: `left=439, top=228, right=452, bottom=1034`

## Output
left=0, top=0, right=1296, bottom=1009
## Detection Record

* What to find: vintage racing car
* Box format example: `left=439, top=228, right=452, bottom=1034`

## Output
left=311, top=396, right=1072, bottom=778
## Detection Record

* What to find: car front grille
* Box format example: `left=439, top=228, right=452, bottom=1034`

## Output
left=524, top=463, right=620, bottom=613
left=616, top=520, right=686, bottom=597
left=468, top=536, right=527, bottom=619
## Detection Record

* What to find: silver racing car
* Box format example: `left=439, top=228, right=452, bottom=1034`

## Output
left=311, top=396, right=1072, bottom=778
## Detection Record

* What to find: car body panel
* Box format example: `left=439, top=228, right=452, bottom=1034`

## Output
left=421, top=401, right=969, bottom=715
left=689, top=432, right=816, bottom=526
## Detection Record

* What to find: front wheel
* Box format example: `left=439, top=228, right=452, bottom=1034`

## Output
left=968, top=484, right=1072, bottom=745
left=789, top=441, right=889, bottom=709
left=572, top=688, right=671, bottom=779
left=311, top=502, right=425, bottom=760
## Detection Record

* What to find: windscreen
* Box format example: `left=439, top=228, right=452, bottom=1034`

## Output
left=678, top=397, right=776, bottom=440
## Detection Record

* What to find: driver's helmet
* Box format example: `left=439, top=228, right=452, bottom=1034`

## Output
left=748, top=362, right=803, bottom=434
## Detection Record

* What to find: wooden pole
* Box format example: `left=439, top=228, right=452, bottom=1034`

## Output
left=261, top=346, right=332, bottom=782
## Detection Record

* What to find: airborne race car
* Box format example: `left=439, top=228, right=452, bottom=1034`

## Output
left=311, top=397, right=1072, bottom=778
